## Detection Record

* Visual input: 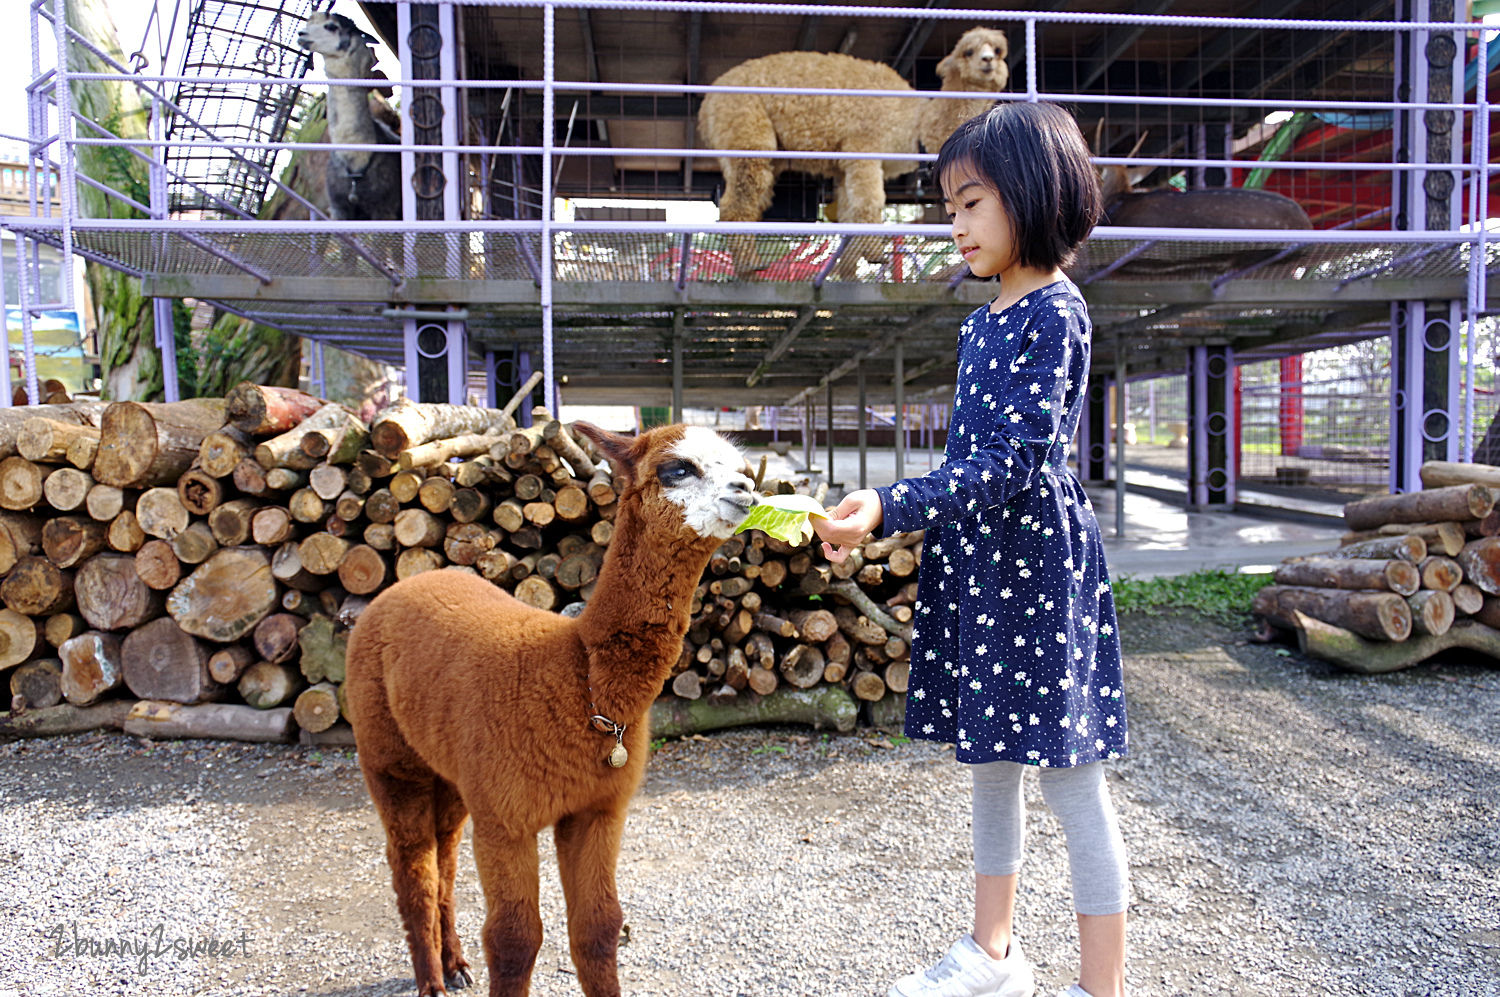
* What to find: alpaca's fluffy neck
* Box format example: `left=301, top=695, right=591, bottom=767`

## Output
left=574, top=495, right=716, bottom=724
left=322, top=52, right=381, bottom=171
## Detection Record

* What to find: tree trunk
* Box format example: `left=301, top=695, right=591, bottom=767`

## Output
left=297, top=614, right=347, bottom=683
left=10, top=658, right=63, bottom=710
left=297, top=533, right=351, bottom=576
left=1416, top=555, right=1462, bottom=593
left=75, top=552, right=164, bottom=630
left=41, top=516, right=108, bottom=569
left=0, top=513, right=43, bottom=574
left=779, top=643, right=825, bottom=689
left=1271, top=556, right=1419, bottom=595
left=1457, top=537, right=1500, bottom=594
left=93, top=400, right=229, bottom=488
left=1342, top=484, right=1495, bottom=531
left=1252, top=585, right=1412, bottom=641
left=134, top=539, right=181, bottom=590
left=1452, top=583, right=1484, bottom=615
left=0, top=700, right=133, bottom=738
left=514, top=575, right=558, bottom=611
left=1294, top=611, right=1500, bottom=674
left=121, top=616, right=218, bottom=703
left=293, top=681, right=342, bottom=733
left=237, top=660, right=302, bottom=708
left=1320, top=535, right=1426, bottom=562
left=1, top=557, right=74, bottom=615
left=250, top=507, right=295, bottom=546
left=57, top=631, right=123, bottom=705
left=396, top=433, right=504, bottom=471
left=41, top=468, right=94, bottom=513
left=106, top=511, right=145, bottom=553
left=0, top=456, right=48, bottom=511
left=1407, top=590, right=1455, bottom=637
left=206, top=644, right=255, bottom=685
left=123, top=700, right=295, bottom=742
left=16, top=416, right=100, bottom=465
left=136, top=486, right=190, bottom=539
left=648, top=684, right=859, bottom=737
left=394, top=508, right=445, bottom=548
left=165, top=546, right=277, bottom=642
left=1419, top=459, right=1500, bottom=489
left=176, top=467, right=224, bottom=516
left=43, top=612, right=86, bottom=649
left=197, top=428, right=251, bottom=478
left=253, top=403, right=362, bottom=470
left=169, top=521, right=218, bottom=565
left=253, top=612, right=306, bottom=665
left=337, top=544, right=387, bottom=595
left=0, top=608, right=42, bottom=670
left=226, top=383, right=327, bottom=435
left=369, top=399, right=516, bottom=456
left=300, top=420, right=368, bottom=465
left=207, top=499, right=261, bottom=546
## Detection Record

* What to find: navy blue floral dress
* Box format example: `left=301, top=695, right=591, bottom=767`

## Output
left=875, top=279, right=1128, bottom=767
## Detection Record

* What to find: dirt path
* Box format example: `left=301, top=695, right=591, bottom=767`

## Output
left=1, top=611, right=1496, bottom=996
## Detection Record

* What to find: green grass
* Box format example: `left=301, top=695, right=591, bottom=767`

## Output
left=1112, top=569, right=1272, bottom=627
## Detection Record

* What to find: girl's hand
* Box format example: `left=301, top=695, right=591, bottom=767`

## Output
left=812, top=489, right=884, bottom=563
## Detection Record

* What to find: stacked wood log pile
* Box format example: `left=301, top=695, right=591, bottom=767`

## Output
left=0, top=382, right=916, bottom=742
left=1252, top=460, right=1500, bottom=674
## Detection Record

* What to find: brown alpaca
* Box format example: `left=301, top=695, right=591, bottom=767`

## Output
left=344, top=424, right=754, bottom=997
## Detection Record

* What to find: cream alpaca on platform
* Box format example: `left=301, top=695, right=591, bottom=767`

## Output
left=345, top=424, right=754, bottom=997
left=698, top=26, right=1009, bottom=254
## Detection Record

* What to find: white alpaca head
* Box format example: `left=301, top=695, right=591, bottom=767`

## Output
left=573, top=424, right=754, bottom=541
left=297, top=12, right=378, bottom=73
left=663, top=427, right=756, bottom=539
left=937, top=27, right=1009, bottom=92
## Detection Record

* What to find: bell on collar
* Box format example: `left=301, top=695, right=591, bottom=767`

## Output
left=608, top=743, right=629, bottom=768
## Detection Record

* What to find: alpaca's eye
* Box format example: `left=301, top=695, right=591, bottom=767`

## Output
left=657, top=460, right=698, bottom=485
left=964, top=49, right=974, bottom=57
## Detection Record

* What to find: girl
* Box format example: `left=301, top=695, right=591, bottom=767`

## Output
left=813, top=102, right=1129, bottom=997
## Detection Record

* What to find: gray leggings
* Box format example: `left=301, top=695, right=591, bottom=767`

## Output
left=971, top=761, right=1129, bottom=916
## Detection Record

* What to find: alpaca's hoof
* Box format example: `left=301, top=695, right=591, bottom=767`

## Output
left=445, top=966, right=475, bottom=990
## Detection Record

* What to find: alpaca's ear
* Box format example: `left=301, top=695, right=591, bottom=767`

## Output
left=571, top=422, right=636, bottom=477
left=936, top=52, right=956, bottom=80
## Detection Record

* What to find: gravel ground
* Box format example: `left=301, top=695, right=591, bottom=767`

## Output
left=1, top=610, right=1497, bottom=997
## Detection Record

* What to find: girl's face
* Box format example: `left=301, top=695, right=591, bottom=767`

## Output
left=942, top=164, right=1017, bottom=281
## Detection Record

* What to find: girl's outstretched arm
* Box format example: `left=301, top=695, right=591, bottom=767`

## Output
left=812, top=489, right=883, bottom=563
left=879, top=301, right=1082, bottom=536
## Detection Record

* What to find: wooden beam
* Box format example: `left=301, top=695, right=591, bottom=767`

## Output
left=1169, top=0, right=1308, bottom=93
left=746, top=306, right=819, bottom=387
left=1077, top=0, right=1176, bottom=92
left=890, top=0, right=954, bottom=78
left=796, top=14, right=822, bottom=51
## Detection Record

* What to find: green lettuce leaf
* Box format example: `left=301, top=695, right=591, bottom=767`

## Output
left=734, top=493, right=829, bottom=546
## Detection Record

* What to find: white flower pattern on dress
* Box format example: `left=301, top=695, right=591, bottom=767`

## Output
left=871, top=281, right=1128, bottom=767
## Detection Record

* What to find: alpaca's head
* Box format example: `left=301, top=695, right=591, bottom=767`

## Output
left=298, top=12, right=379, bottom=72
left=574, top=424, right=754, bottom=541
left=937, top=27, right=1009, bottom=92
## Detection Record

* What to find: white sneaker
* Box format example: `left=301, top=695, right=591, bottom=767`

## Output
left=887, top=934, right=1036, bottom=997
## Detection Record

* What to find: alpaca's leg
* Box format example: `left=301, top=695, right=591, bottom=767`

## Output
left=553, top=807, right=628, bottom=997
left=434, top=778, right=474, bottom=990
left=837, top=158, right=889, bottom=277
left=711, top=101, right=778, bottom=276
left=365, top=770, right=449, bottom=996
left=471, top=824, right=543, bottom=997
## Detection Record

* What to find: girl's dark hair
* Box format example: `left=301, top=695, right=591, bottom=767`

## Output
left=935, top=102, right=1103, bottom=271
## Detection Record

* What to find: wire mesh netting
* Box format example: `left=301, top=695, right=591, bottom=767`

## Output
left=167, top=0, right=330, bottom=217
